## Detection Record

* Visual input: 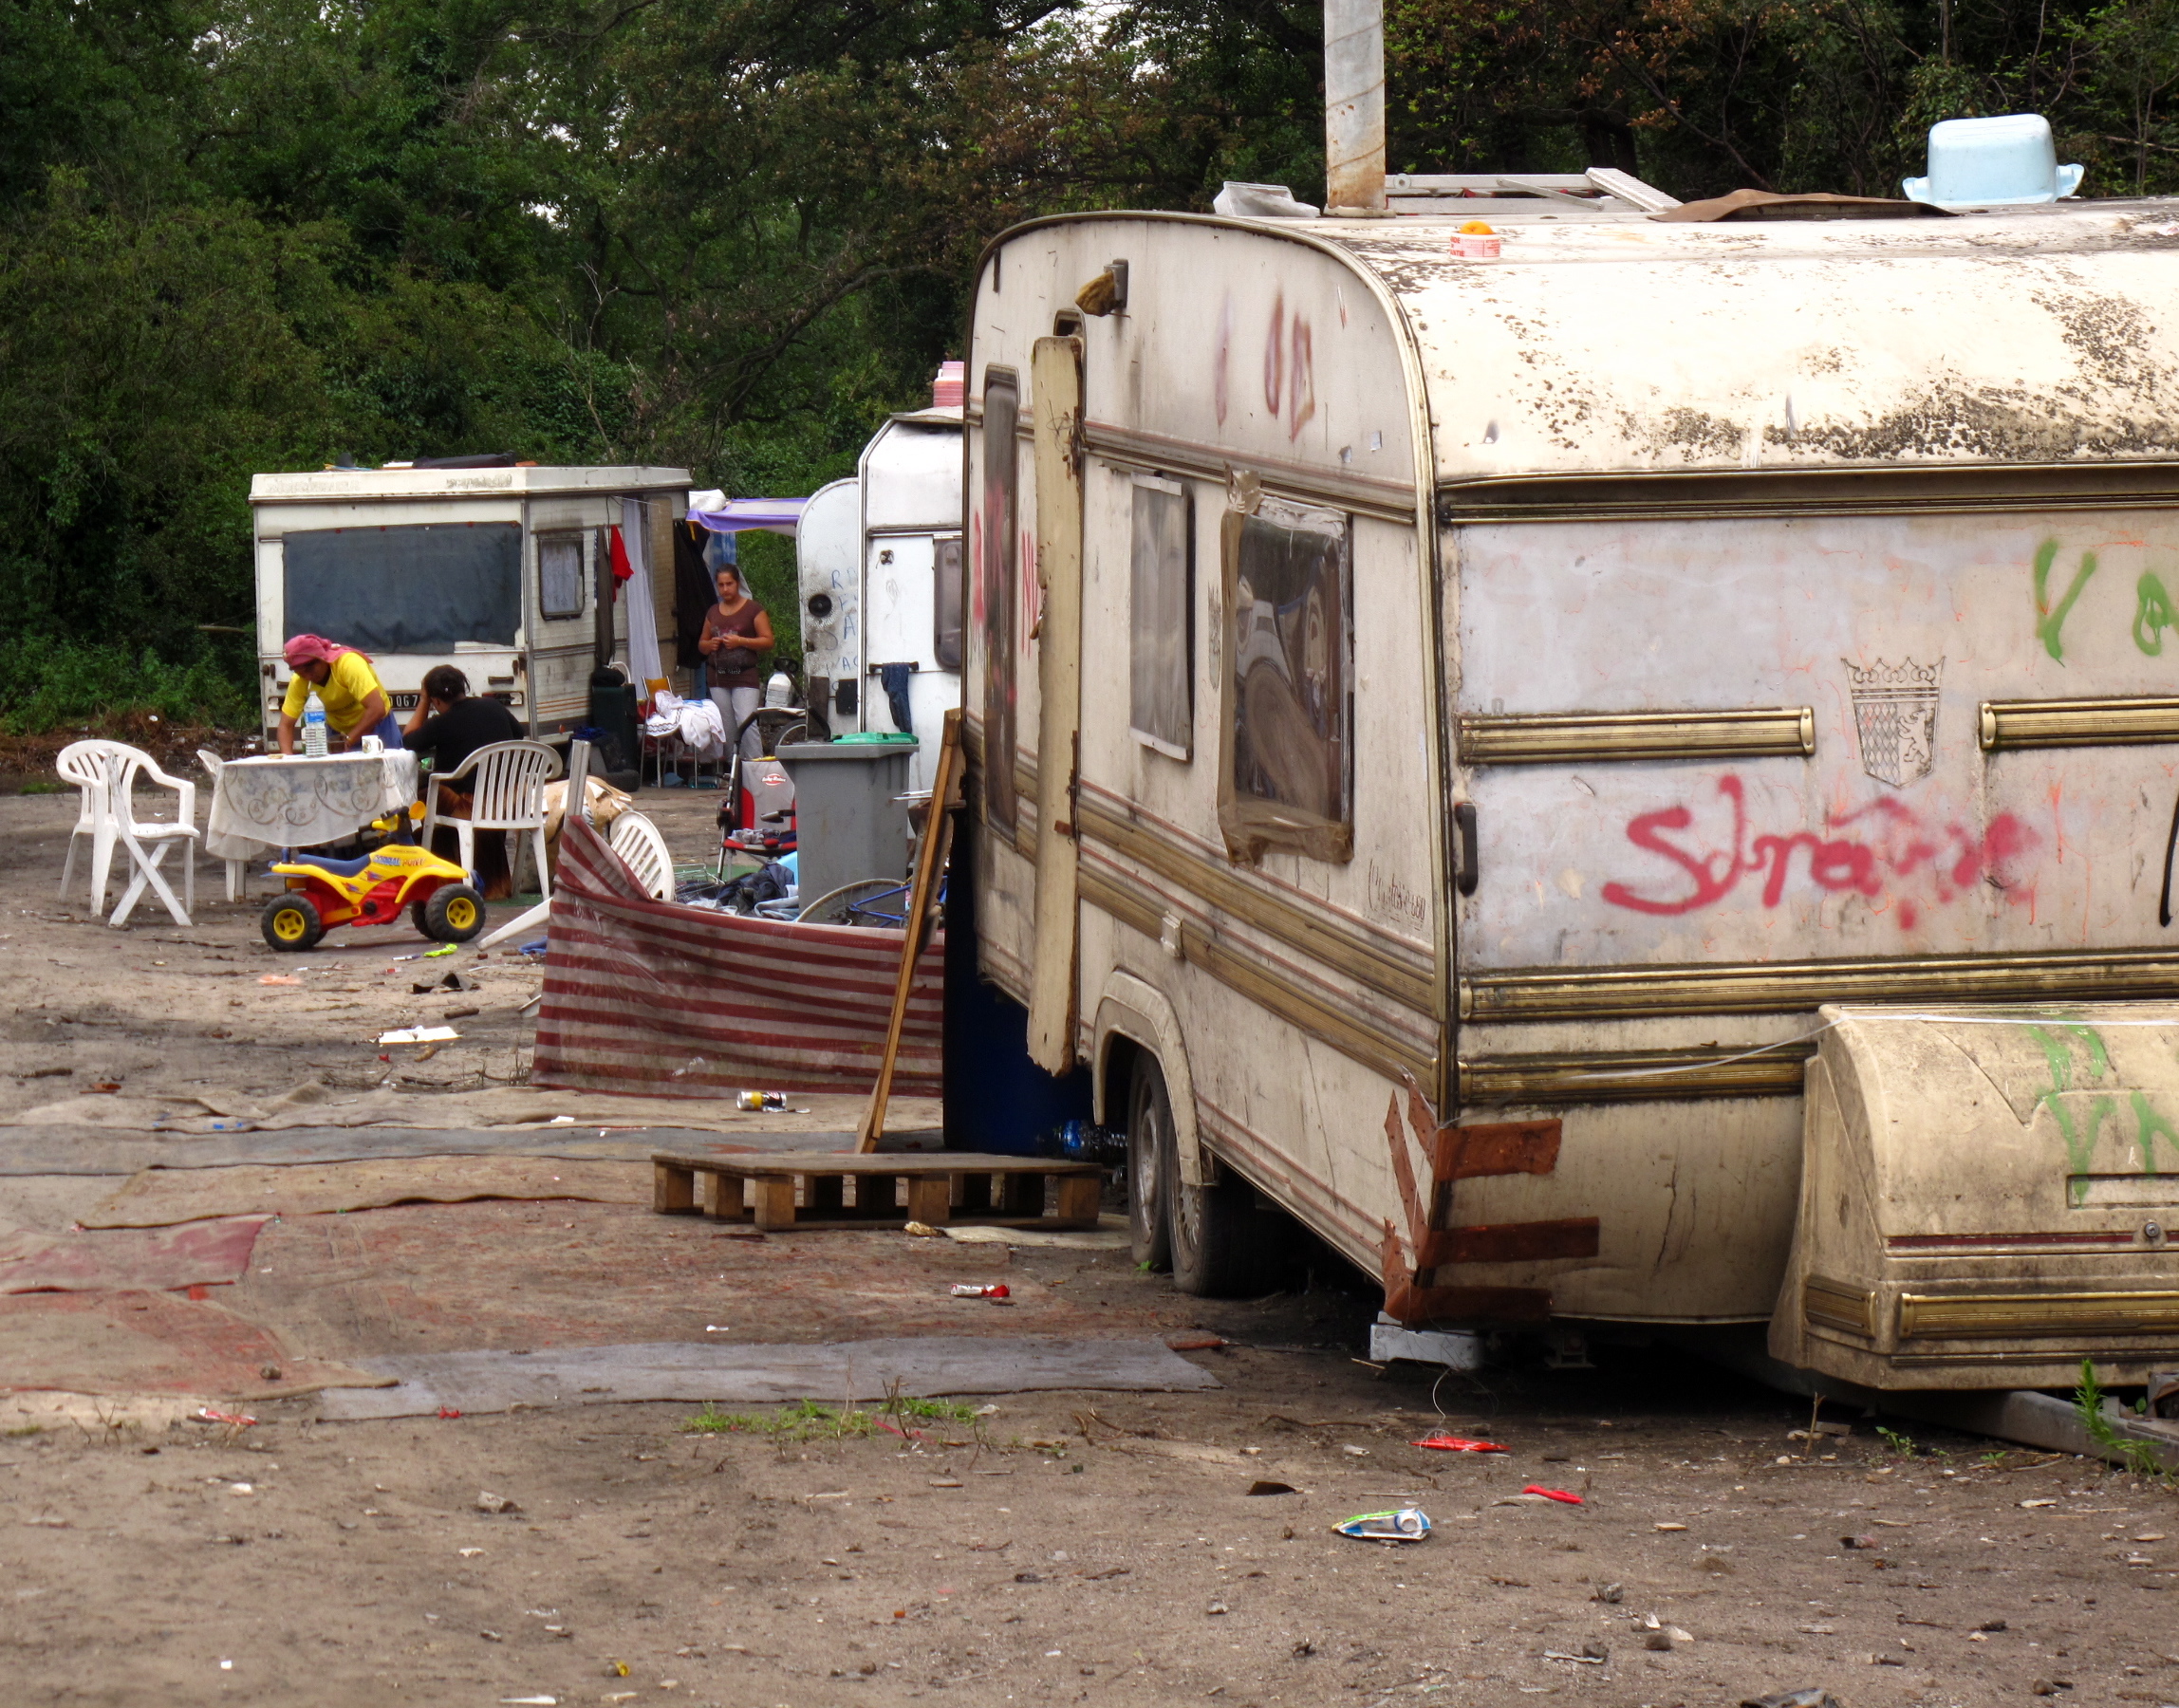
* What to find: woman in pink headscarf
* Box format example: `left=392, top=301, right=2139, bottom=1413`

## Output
left=277, top=635, right=400, bottom=753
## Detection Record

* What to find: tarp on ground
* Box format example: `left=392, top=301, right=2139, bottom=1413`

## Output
left=533, top=814, right=942, bottom=1098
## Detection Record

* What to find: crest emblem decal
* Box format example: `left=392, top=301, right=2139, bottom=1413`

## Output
left=1845, top=658, right=1942, bottom=788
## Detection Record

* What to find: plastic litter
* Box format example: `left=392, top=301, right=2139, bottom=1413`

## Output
left=903, top=1221, right=941, bottom=1237
left=379, top=1026, right=460, bottom=1045
left=736, top=1090, right=789, bottom=1111
left=258, top=975, right=300, bottom=986
left=424, top=943, right=457, bottom=958
left=1741, top=1693, right=1844, bottom=1708
left=1414, top=1435, right=1506, bottom=1453
left=437, top=1406, right=462, bottom=1420
left=194, top=1407, right=257, bottom=1427
left=1332, top=1506, right=1431, bottom=1542
left=950, top=1284, right=1012, bottom=1299
left=1523, top=1484, right=1583, bottom=1504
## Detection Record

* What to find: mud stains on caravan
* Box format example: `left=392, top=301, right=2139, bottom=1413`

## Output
left=1598, top=773, right=2037, bottom=927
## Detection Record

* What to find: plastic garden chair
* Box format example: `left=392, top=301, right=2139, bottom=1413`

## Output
left=196, top=749, right=251, bottom=901
left=420, top=740, right=563, bottom=897
left=607, top=809, right=675, bottom=900
left=98, top=746, right=200, bottom=928
left=56, top=739, right=131, bottom=915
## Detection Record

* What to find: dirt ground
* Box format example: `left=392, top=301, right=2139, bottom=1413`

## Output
left=3, top=786, right=2176, bottom=1708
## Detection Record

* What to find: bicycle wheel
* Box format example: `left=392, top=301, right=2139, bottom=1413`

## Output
left=797, top=878, right=907, bottom=926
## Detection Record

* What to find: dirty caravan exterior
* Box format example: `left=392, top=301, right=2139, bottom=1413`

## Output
left=961, top=194, right=2179, bottom=1391
left=798, top=403, right=966, bottom=791
left=250, top=465, right=690, bottom=740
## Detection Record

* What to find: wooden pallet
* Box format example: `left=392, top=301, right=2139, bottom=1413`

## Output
left=651, top=1150, right=1103, bottom=1233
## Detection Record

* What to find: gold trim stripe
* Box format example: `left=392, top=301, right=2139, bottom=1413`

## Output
left=1459, top=707, right=1814, bottom=766
left=1077, top=796, right=1438, bottom=1012
left=1085, top=420, right=1418, bottom=525
left=1439, top=461, right=2179, bottom=524
left=1462, top=945, right=2179, bottom=1023
left=1899, top=1290, right=2179, bottom=1339
left=1981, top=696, right=2179, bottom=751
left=1459, top=1042, right=1814, bottom=1105
left=1079, top=867, right=1436, bottom=1086
left=1802, top=1275, right=1876, bottom=1338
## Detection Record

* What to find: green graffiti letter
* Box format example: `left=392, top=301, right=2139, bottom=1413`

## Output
left=2137, top=573, right=2177, bottom=656
left=2028, top=1023, right=2116, bottom=1202
left=2133, top=1090, right=2179, bottom=1176
left=2033, top=540, right=2099, bottom=662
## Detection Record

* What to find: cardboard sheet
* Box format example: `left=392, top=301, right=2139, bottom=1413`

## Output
left=0, top=1290, right=390, bottom=1397
left=315, top=1334, right=1220, bottom=1419
left=82, top=1158, right=652, bottom=1228
left=0, top=1216, right=269, bottom=1292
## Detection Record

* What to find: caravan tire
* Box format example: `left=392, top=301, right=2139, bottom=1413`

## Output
left=1168, top=1155, right=1269, bottom=1299
left=1126, top=1055, right=1175, bottom=1272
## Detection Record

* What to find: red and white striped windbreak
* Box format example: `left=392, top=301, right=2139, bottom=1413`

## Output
left=531, top=814, right=942, bottom=1098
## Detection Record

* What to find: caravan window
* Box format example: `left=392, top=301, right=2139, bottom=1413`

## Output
left=934, top=536, right=963, bottom=672
left=980, top=370, right=1021, bottom=832
left=1219, top=493, right=1351, bottom=863
left=283, top=522, right=521, bottom=655
left=1129, top=475, right=1193, bottom=759
left=537, top=533, right=585, bottom=620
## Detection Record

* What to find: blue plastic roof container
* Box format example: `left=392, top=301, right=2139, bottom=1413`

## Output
left=1903, top=113, right=2084, bottom=209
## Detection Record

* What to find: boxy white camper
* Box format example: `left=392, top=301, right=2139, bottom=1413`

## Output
left=962, top=184, right=2179, bottom=1391
left=250, top=464, right=689, bottom=740
left=797, top=395, right=964, bottom=791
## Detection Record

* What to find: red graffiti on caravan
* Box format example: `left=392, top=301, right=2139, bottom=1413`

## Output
left=1599, top=774, right=2036, bottom=926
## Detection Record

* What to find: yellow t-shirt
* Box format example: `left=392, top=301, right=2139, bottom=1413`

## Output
left=281, top=651, right=386, bottom=735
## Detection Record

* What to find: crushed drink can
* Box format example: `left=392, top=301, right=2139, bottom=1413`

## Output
left=736, top=1090, right=788, bottom=1111
left=950, top=1284, right=1012, bottom=1299
left=1332, top=1506, right=1432, bottom=1542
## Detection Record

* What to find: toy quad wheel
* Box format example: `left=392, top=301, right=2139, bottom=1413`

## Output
left=415, top=883, right=486, bottom=943
left=260, top=893, right=324, bottom=953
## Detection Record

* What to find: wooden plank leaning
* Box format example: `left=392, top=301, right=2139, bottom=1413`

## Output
left=856, top=709, right=963, bottom=1153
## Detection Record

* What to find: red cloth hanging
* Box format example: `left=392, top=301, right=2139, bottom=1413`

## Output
left=608, top=524, right=635, bottom=584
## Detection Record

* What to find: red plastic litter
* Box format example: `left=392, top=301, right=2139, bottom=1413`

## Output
left=436, top=1407, right=463, bottom=1420
left=194, top=1407, right=257, bottom=1427
left=185, top=1285, right=210, bottom=1302
left=1522, top=1484, right=1583, bottom=1504
left=1413, top=1436, right=1506, bottom=1453
left=949, top=1283, right=1011, bottom=1300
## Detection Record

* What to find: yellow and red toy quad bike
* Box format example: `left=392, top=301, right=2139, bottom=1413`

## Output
left=259, top=844, right=487, bottom=953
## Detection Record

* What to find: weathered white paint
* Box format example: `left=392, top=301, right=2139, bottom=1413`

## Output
left=794, top=477, right=860, bottom=699
left=1457, top=510, right=2179, bottom=967
left=964, top=198, right=2179, bottom=1354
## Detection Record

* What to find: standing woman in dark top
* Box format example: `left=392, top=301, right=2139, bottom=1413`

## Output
left=403, top=664, right=527, bottom=897
left=700, top=565, right=776, bottom=759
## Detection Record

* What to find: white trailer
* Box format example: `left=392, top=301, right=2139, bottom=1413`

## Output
left=795, top=406, right=963, bottom=790
left=249, top=464, right=689, bottom=740
left=961, top=188, right=2179, bottom=1391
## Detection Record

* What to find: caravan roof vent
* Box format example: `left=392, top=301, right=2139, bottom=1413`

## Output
left=1904, top=114, right=2083, bottom=209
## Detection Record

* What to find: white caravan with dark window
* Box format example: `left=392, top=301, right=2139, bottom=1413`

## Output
left=797, top=403, right=964, bottom=793
left=962, top=191, right=2179, bottom=1394
left=249, top=464, right=689, bottom=740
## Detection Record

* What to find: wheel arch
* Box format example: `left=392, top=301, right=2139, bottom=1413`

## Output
left=1090, top=972, right=1208, bottom=1187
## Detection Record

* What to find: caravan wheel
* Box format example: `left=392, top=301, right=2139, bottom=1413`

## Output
left=1126, top=1055, right=1175, bottom=1272
left=1168, top=1157, right=1274, bottom=1299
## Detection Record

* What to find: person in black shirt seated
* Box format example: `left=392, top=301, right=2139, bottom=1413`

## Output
left=403, top=665, right=527, bottom=898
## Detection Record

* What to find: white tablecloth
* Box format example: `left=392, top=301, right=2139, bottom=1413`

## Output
left=206, top=751, right=420, bottom=860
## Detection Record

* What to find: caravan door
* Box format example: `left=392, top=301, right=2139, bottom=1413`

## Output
left=1026, top=335, right=1085, bottom=1072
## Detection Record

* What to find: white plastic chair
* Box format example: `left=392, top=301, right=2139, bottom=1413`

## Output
left=421, top=739, right=563, bottom=898
left=607, top=809, right=675, bottom=900
left=195, top=749, right=250, bottom=901
left=56, top=739, right=130, bottom=914
left=98, top=746, right=200, bottom=928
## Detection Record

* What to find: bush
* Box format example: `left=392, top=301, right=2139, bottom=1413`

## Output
left=0, top=637, right=253, bottom=735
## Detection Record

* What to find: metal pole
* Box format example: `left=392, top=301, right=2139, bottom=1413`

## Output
left=1324, top=0, right=1387, bottom=211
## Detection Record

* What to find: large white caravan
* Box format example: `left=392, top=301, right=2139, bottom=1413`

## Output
left=962, top=183, right=2179, bottom=1392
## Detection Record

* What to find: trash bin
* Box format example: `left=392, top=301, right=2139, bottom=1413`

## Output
left=777, top=734, right=919, bottom=913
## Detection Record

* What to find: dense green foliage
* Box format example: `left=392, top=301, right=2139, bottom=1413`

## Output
left=1, top=0, right=2169, bottom=725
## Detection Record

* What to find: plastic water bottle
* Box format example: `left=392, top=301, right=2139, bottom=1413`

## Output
left=302, top=689, right=328, bottom=757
